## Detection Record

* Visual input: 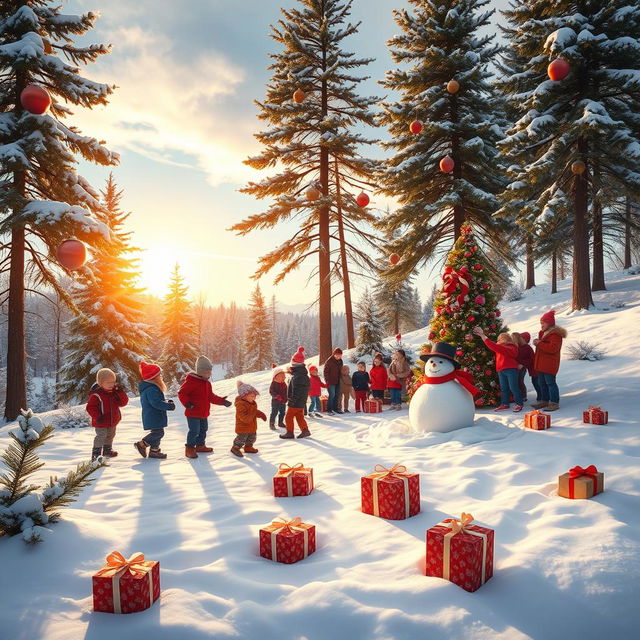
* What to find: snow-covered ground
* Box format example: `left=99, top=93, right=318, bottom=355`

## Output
left=1, top=270, right=639, bottom=640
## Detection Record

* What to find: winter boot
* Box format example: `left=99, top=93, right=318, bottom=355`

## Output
left=545, top=402, right=560, bottom=411
left=185, top=446, right=198, bottom=459
left=102, top=445, right=118, bottom=457
left=230, top=445, right=244, bottom=457
left=91, top=447, right=102, bottom=461
left=278, top=421, right=286, bottom=429
left=279, top=431, right=295, bottom=439
left=269, top=422, right=277, bottom=431
left=297, top=429, right=311, bottom=439
left=531, top=401, right=548, bottom=409
left=134, top=440, right=148, bottom=458
left=195, top=444, right=213, bottom=453
left=148, top=448, right=167, bottom=459
left=243, top=445, right=259, bottom=454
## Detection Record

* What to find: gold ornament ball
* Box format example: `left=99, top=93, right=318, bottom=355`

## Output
left=447, top=79, right=460, bottom=94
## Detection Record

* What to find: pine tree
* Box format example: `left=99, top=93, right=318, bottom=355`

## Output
left=353, top=289, right=387, bottom=360
left=229, top=0, right=380, bottom=362
left=0, top=2, right=118, bottom=420
left=374, top=271, right=420, bottom=335
left=244, top=283, right=274, bottom=372
left=57, top=175, right=150, bottom=402
left=378, top=0, right=506, bottom=284
left=428, top=225, right=508, bottom=407
left=159, top=265, right=198, bottom=386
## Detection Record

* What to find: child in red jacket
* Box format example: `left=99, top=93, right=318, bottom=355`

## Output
left=178, top=355, right=232, bottom=459
left=369, top=353, right=388, bottom=405
left=512, top=331, right=536, bottom=403
left=308, top=365, right=327, bottom=417
left=473, top=327, right=523, bottom=412
left=85, top=368, right=129, bottom=461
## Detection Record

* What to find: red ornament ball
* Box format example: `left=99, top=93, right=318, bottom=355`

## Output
left=485, top=369, right=492, bottom=376
left=293, top=88, right=306, bottom=103
left=464, top=251, right=472, bottom=257
left=475, top=398, right=484, bottom=406
left=395, top=333, right=402, bottom=341
left=356, top=191, right=370, bottom=207
left=389, top=252, right=400, bottom=265
left=456, top=349, right=464, bottom=357
left=548, top=58, right=570, bottom=82
left=489, top=312, right=495, bottom=319
left=474, top=264, right=483, bottom=271
left=471, top=246, right=477, bottom=253
left=20, top=84, right=51, bottom=115
left=571, top=160, right=586, bottom=175
left=475, top=365, right=481, bottom=371
left=495, top=309, right=501, bottom=317
left=57, top=239, right=87, bottom=270
left=447, top=79, right=460, bottom=94
left=468, top=316, right=476, bottom=323
left=490, top=323, right=496, bottom=330
left=439, top=155, right=455, bottom=173
left=475, top=295, right=485, bottom=305
left=483, top=283, right=490, bottom=289
left=428, top=332, right=436, bottom=340
left=409, top=120, right=423, bottom=134
left=439, top=328, right=447, bottom=337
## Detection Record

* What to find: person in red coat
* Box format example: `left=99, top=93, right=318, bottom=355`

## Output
left=85, top=368, right=129, bottom=460
left=473, top=327, right=523, bottom=412
left=531, top=310, right=567, bottom=411
left=369, top=352, right=388, bottom=404
left=512, top=331, right=536, bottom=403
left=178, top=355, right=232, bottom=459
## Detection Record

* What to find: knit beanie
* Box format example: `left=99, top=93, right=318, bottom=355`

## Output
left=139, top=361, right=161, bottom=381
left=540, top=310, right=556, bottom=326
left=309, top=365, right=318, bottom=373
left=291, top=346, right=305, bottom=364
left=96, top=368, right=116, bottom=386
left=237, top=380, right=259, bottom=398
left=195, top=354, right=213, bottom=376
left=521, top=332, right=531, bottom=344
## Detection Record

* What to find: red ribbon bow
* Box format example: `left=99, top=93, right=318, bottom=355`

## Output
left=442, top=268, right=471, bottom=308
left=569, top=464, right=598, bottom=478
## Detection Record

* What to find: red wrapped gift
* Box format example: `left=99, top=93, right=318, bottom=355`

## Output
left=273, top=462, right=314, bottom=497
left=558, top=464, right=604, bottom=499
left=583, top=406, right=608, bottom=425
left=361, top=463, right=420, bottom=520
left=92, top=551, right=160, bottom=614
left=524, top=410, right=551, bottom=430
left=320, top=396, right=329, bottom=412
left=259, top=517, right=316, bottom=564
left=425, top=513, right=494, bottom=592
left=364, top=398, right=382, bottom=413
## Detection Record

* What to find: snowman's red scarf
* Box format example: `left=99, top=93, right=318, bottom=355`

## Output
left=417, top=371, right=480, bottom=397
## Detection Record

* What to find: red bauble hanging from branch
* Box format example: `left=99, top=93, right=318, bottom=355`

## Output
left=446, top=79, right=460, bottom=94
left=409, top=120, right=423, bottom=134
left=356, top=191, right=370, bottom=207
left=571, top=160, right=586, bottom=175
left=389, top=253, right=400, bottom=265
left=439, top=155, right=455, bottom=173
left=20, top=84, right=51, bottom=115
left=293, top=88, right=306, bottom=104
left=547, top=58, right=570, bottom=81
left=57, top=239, right=87, bottom=270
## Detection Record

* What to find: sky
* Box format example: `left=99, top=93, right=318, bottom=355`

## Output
left=66, top=0, right=511, bottom=308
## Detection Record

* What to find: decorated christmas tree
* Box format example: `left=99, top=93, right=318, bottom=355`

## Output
left=426, top=225, right=507, bottom=407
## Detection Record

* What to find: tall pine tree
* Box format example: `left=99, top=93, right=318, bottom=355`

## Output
left=244, top=283, right=274, bottom=372
left=353, top=289, right=387, bottom=361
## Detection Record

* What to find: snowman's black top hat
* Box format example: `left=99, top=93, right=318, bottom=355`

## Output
left=419, top=342, right=461, bottom=369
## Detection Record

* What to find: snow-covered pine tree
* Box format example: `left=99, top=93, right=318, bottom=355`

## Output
left=378, top=0, right=506, bottom=285
left=57, top=175, right=150, bottom=403
left=353, top=289, right=387, bottom=361
left=244, top=283, right=273, bottom=372
left=428, top=225, right=507, bottom=407
left=374, top=270, right=420, bottom=335
left=230, top=0, right=380, bottom=363
left=0, top=2, right=118, bottom=420
left=498, top=0, right=640, bottom=309
left=159, top=265, right=198, bottom=387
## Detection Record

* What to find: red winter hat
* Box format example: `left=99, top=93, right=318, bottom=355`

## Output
left=309, top=365, right=318, bottom=373
left=520, top=332, right=531, bottom=344
left=139, top=361, right=161, bottom=381
left=540, top=310, right=556, bottom=326
left=291, top=346, right=305, bottom=364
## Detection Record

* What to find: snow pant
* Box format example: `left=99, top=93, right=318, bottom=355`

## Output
left=308, top=396, right=321, bottom=413
left=354, top=390, right=368, bottom=411
left=538, top=372, right=559, bottom=404
left=233, top=432, right=257, bottom=448
left=143, top=428, right=165, bottom=449
left=517, top=368, right=528, bottom=401
left=93, top=427, right=116, bottom=449
left=340, top=390, right=352, bottom=411
left=285, top=407, right=308, bottom=432
left=498, top=368, right=522, bottom=406
left=531, top=375, right=542, bottom=401
left=371, top=389, right=384, bottom=401
left=327, top=384, right=340, bottom=411
left=269, top=400, right=286, bottom=426
left=389, top=388, right=402, bottom=406
left=186, top=417, right=209, bottom=447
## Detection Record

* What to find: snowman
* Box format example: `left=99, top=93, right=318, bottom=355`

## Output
left=409, top=342, right=478, bottom=433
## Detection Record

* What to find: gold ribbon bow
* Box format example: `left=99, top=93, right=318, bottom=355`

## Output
left=369, top=463, right=412, bottom=518
left=448, top=512, right=474, bottom=534
left=270, top=517, right=303, bottom=532
left=98, top=551, right=154, bottom=613
left=439, top=513, right=489, bottom=585
left=371, top=463, right=408, bottom=478
left=277, top=462, right=305, bottom=474
left=268, top=517, right=309, bottom=562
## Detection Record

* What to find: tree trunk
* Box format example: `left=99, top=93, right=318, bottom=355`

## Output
left=591, top=197, right=606, bottom=291
left=572, top=137, right=593, bottom=310
left=525, top=235, right=536, bottom=289
left=551, top=250, right=558, bottom=294
left=624, top=197, right=632, bottom=269
left=450, top=94, right=465, bottom=238
left=54, top=300, right=61, bottom=409
left=334, top=158, right=354, bottom=349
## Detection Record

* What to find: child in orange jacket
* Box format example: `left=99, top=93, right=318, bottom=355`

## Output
left=231, top=381, right=266, bottom=457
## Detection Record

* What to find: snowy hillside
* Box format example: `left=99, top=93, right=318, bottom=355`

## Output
left=1, top=271, right=639, bottom=640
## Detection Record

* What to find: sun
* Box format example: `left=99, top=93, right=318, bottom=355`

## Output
left=137, top=245, right=191, bottom=297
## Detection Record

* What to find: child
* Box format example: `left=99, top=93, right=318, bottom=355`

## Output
left=86, top=367, right=129, bottom=461
left=472, top=327, right=523, bottom=412
left=512, top=331, right=536, bottom=403
left=339, top=364, right=354, bottom=413
left=308, top=365, right=327, bottom=417
left=351, top=362, right=370, bottom=412
left=387, top=349, right=411, bottom=410
left=280, top=347, right=311, bottom=439
left=532, top=310, right=567, bottom=411
left=134, top=362, right=175, bottom=459
left=231, top=381, right=267, bottom=457
left=369, top=352, right=388, bottom=405
left=178, top=355, right=232, bottom=459
left=269, top=367, right=288, bottom=430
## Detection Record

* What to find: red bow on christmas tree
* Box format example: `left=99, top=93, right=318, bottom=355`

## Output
left=442, top=266, right=471, bottom=308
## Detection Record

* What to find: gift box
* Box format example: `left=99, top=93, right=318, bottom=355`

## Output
left=361, top=463, right=420, bottom=520
left=558, top=464, right=604, bottom=499
left=425, top=513, right=494, bottom=592
left=320, top=396, right=329, bottom=412
left=364, top=398, right=382, bottom=413
left=259, top=517, right=316, bottom=564
left=93, top=552, right=160, bottom=614
left=583, top=406, right=608, bottom=425
left=273, top=462, right=314, bottom=497
left=524, top=410, right=551, bottom=430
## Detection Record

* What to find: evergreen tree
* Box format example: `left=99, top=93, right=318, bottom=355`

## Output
left=57, top=175, right=150, bottom=402
left=378, top=0, right=506, bottom=284
left=353, top=289, right=387, bottom=360
left=428, top=225, right=508, bottom=407
left=374, top=271, right=420, bottom=335
left=159, top=265, right=198, bottom=387
left=244, top=283, right=274, bottom=372
left=0, top=2, right=118, bottom=420
left=230, top=0, right=380, bottom=362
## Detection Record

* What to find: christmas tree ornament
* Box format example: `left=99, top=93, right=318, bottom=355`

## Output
left=547, top=58, right=570, bottom=81
left=571, top=160, right=586, bottom=175
left=456, top=349, right=464, bottom=357
left=389, top=252, right=400, bottom=265
left=356, top=191, right=370, bottom=207
left=473, top=264, right=483, bottom=271
left=440, top=155, right=455, bottom=173
left=20, top=84, right=51, bottom=115
left=409, top=120, right=423, bottom=134
left=495, top=309, right=501, bottom=317
left=57, top=239, right=87, bottom=270
left=305, top=185, right=321, bottom=201
left=446, top=79, right=460, bottom=94
left=465, top=251, right=471, bottom=257
left=395, top=334, right=402, bottom=341
left=468, top=316, right=476, bottom=323
left=293, top=88, right=306, bottom=103
left=475, top=295, right=485, bottom=305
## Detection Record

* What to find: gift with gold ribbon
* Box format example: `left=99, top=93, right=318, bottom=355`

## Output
left=582, top=406, right=608, bottom=425
left=364, top=398, right=382, bottom=413
left=273, top=462, right=314, bottom=497
left=524, top=409, right=551, bottom=430
left=259, top=517, right=316, bottom=564
left=425, top=513, right=494, bottom=592
left=361, top=463, right=420, bottom=520
left=558, top=464, right=604, bottom=499
left=92, top=551, right=160, bottom=614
